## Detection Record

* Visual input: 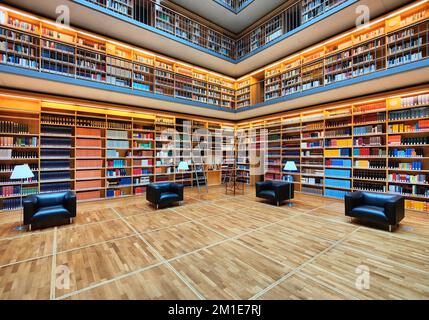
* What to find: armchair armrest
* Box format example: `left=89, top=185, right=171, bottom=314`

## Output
left=345, top=192, right=363, bottom=215
left=64, top=191, right=77, bottom=218
left=23, top=195, right=38, bottom=225
left=384, top=196, right=405, bottom=225
left=272, top=182, right=293, bottom=201
left=256, top=181, right=272, bottom=194
left=146, top=184, right=161, bottom=204
left=170, top=183, right=184, bottom=201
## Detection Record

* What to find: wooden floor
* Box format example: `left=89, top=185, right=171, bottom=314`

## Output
left=0, top=186, right=428, bottom=300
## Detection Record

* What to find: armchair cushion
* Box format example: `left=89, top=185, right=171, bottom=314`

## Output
left=258, top=190, right=276, bottom=199
left=350, top=205, right=388, bottom=223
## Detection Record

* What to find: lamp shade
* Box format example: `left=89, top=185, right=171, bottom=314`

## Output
left=10, top=164, right=34, bottom=180
left=177, top=161, right=189, bottom=171
left=283, top=161, right=297, bottom=171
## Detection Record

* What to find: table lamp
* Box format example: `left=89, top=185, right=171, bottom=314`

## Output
left=283, top=161, right=297, bottom=207
left=177, top=161, right=190, bottom=172
left=10, top=164, right=34, bottom=231
left=283, top=161, right=297, bottom=181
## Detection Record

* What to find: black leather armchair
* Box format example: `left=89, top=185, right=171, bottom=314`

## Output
left=146, top=182, right=184, bottom=209
left=23, top=191, right=77, bottom=230
left=256, top=181, right=294, bottom=206
left=345, top=191, right=404, bottom=232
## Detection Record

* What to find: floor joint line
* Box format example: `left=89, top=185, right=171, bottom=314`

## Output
left=50, top=227, right=58, bottom=300
left=249, top=227, right=362, bottom=300
left=112, top=207, right=206, bottom=300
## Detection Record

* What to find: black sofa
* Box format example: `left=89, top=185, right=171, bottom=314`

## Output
left=23, top=191, right=77, bottom=230
left=256, top=181, right=294, bottom=206
left=345, top=191, right=404, bottom=232
left=146, top=182, right=184, bottom=209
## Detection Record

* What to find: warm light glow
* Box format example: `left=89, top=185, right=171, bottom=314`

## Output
left=42, top=19, right=76, bottom=32
left=354, top=98, right=388, bottom=105
left=390, top=90, right=429, bottom=99
left=0, top=6, right=41, bottom=22
left=0, top=93, right=39, bottom=101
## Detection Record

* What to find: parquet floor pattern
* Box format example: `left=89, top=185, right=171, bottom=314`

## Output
left=0, top=186, right=428, bottom=300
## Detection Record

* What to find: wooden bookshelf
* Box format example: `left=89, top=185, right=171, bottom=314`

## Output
left=236, top=78, right=251, bottom=109
left=0, top=94, right=238, bottom=210
left=0, top=5, right=236, bottom=108
left=239, top=87, right=429, bottom=213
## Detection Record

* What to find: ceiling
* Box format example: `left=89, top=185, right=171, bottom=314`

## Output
left=168, top=0, right=289, bottom=34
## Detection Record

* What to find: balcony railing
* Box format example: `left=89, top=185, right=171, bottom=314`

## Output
left=213, top=0, right=255, bottom=13
left=86, top=0, right=235, bottom=59
left=81, top=0, right=349, bottom=60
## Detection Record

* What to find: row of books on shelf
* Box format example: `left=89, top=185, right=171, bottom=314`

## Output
left=391, top=161, right=423, bottom=171
left=400, top=94, right=429, bottom=107
left=354, top=182, right=386, bottom=193
left=42, top=137, right=71, bottom=147
left=0, top=198, right=27, bottom=211
left=388, top=173, right=427, bottom=184
left=325, top=178, right=350, bottom=189
left=41, top=149, right=70, bottom=158
left=0, top=185, right=37, bottom=197
left=405, top=200, right=429, bottom=212
left=0, top=121, right=30, bottom=134
left=133, top=142, right=152, bottom=149
left=106, top=168, right=127, bottom=177
left=42, top=114, right=74, bottom=126
left=106, top=189, right=127, bottom=198
left=388, top=136, right=428, bottom=145
left=325, top=158, right=352, bottom=167
left=353, top=124, right=383, bottom=135
left=0, top=150, right=37, bottom=159
left=0, top=136, right=38, bottom=147
left=324, top=188, right=348, bottom=199
left=40, top=171, right=70, bottom=181
left=107, top=159, right=126, bottom=168
left=389, top=107, right=429, bottom=120
left=388, top=148, right=424, bottom=157
left=134, top=176, right=150, bottom=185
left=388, top=185, right=429, bottom=198
left=354, top=170, right=385, bottom=180
left=354, top=136, right=383, bottom=146
left=107, top=177, right=132, bottom=187
left=387, top=51, right=423, bottom=67
left=0, top=54, right=39, bottom=69
left=106, top=140, right=130, bottom=148
left=388, top=121, right=429, bottom=133
left=325, top=168, right=350, bottom=178
left=354, top=160, right=386, bottom=169
left=324, top=149, right=350, bottom=157
left=107, top=130, right=128, bottom=139
left=42, top=125, right=73, bottom=136
left=325, top=138, right=352, bottom=147
left=301, top=177, right=323, bottom=185
left=77, top=149, right=102, bottom=157
left=133, top=168, right=153, bottom=175
left=354, top=113, right=386, bottom=124
left=353, top=148, right=386, bottom=157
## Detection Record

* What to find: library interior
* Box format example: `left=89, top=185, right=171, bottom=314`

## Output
left=0, top=0, right=428, bottom=301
